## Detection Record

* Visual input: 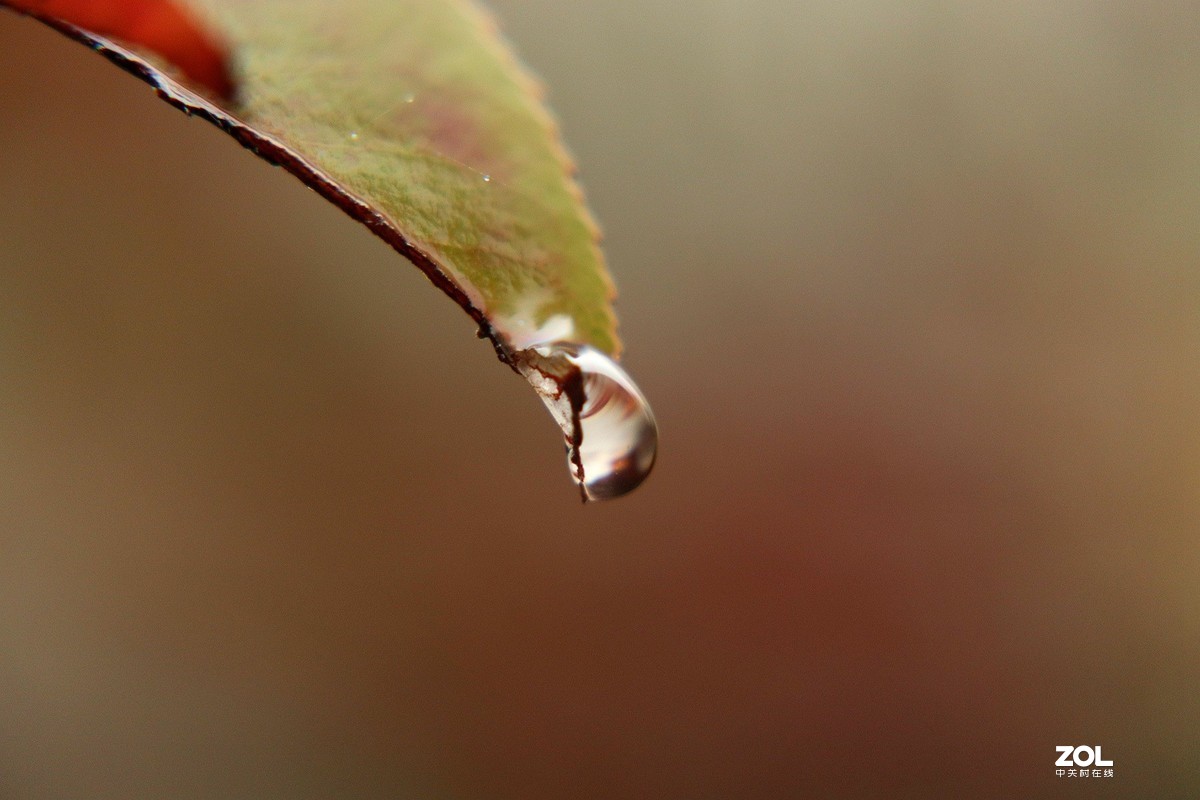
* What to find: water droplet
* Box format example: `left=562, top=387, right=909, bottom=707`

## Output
left=482, top=174, right=491, bottom=182
left=404, top=92, right=416, bottom=104
left=518, top=343, right=657, bottom=502
left=349, top=131, right=359, bottom=140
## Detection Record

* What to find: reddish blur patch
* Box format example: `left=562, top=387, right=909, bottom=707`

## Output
left=10, top=0, right=234, bottom=100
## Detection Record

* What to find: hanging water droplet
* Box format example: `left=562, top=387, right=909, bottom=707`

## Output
left=348, top=131, right=359, bottom=140
left=482, top=173, right=492, bottom=182
left=517, top=342, right=657, bottom=502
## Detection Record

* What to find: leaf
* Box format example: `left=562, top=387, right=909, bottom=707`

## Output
left=3, top=0, right=619, bottom=358
left=3, top=0, right=657, bottom=501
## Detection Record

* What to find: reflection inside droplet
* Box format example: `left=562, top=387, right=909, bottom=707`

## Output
left=518, top=342, right=657, bottom=502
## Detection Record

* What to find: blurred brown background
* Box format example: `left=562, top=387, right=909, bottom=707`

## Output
left=2, top=2, right=1199, bottom=798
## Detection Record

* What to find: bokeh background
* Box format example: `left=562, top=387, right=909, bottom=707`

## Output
left=2, top=2, right=1199, bottom=797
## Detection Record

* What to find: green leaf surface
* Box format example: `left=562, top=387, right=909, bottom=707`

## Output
left=7, top=0, right=618, bottom=357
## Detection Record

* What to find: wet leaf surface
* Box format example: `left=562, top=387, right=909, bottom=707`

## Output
left=2, top=0, right=618, bottom=357
left=2, top=0, right=653, bottom=499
